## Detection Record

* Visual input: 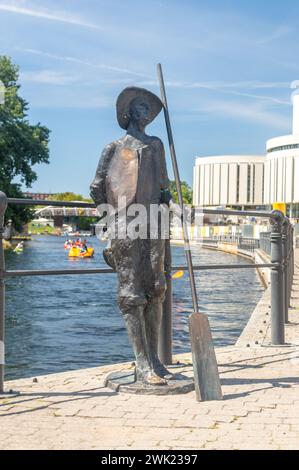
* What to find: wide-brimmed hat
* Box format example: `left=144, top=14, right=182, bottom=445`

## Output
left=116, top=87, right=163, bottom=130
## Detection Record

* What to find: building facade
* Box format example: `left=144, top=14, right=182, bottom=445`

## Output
left=264, top=94, right=299, bottom=217
left=193, top=155, right=265, bottom=208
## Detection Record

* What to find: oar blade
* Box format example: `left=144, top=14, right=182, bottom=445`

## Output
left=189, top=312, right=223, bottom=402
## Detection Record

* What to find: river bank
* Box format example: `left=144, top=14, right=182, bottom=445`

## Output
left=199, top=240, right=274, bottom=347
left=4, top=236, right=263, bottom=380
left=1, top=250, right=298, bottom=449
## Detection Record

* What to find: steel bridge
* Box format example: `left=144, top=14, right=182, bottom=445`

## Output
left=34, top=204, right=98, bottom=218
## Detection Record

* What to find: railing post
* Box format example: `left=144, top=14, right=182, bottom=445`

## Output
left=287, top=222, right=291, bottom=310
left=0, top=191, right=7, bottom=393
left=282, top=219, right=289, bottom=323
left=158, top=238, right=172, bottom=365
left=289, top=224, right=294, bottom=306
left=292, top=225, right=294, bottom=289
left=270, top=210, right=285, bottom=345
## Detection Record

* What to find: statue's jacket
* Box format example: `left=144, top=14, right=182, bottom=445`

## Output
left=90, top=134, right=170, bottom=308
left=90, top=134, right=169, bottom=212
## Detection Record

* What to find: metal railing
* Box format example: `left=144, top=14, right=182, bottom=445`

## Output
left=202, top=235, right=260, bottom=253
left=238, top=237, right=260, bottom=253
left=0, top=192, right=295, bottom=394
left=201, top=238, right=219, bottom=246
left=260, top=232, right=271, bottom=255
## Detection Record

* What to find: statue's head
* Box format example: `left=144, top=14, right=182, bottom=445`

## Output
left=116, top=87, right=163, bottom=130
left=129, top=96, right=151, bottom=128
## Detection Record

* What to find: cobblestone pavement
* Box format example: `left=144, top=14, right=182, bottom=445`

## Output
left=1, top=250, right=299, bottom=450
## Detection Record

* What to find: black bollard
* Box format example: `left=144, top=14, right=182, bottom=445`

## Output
left=270, top=210, right=285, bottom=345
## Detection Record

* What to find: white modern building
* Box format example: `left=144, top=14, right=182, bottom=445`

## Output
left=264, top=94, right=299, bottom=217
left=193, top=89, right=299, bottom=217
left=193, top=155, right=265, bottom=208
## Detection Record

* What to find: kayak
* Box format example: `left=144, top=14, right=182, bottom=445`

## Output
left=68, top=246, right=94, bottom=258
left=14, top=247, right=23, bottom=253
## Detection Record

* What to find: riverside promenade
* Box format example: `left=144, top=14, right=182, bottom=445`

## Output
left=1, top=249, right=299, bottom=450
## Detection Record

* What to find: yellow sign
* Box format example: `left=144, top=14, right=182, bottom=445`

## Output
left=273, top=202, right=287, bottom=215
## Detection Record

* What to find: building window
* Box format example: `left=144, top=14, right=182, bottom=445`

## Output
left=274, top=158, right=280, bottom=202
left=268, top=143, right=299, bottom=153
left=262, top=164, right=265, bottom=203
left=252, top=165, right=255, bottom=203
left=290, top=203, right=299, bottom=218
left=236, top=165, right=240, bottom=203
left=247, top=165, right=251, bottom=203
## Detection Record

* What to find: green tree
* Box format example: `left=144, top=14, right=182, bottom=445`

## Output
left=50, top=192, right=89, bottom=202
left=76, top=216, right=98, bottom=231
left=169, top=180, right=193, bottom=205
left=0, top=56, right=50, bottom=231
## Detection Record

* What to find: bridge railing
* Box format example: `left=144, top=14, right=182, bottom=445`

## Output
left=0, top=193, right=295, bottom=394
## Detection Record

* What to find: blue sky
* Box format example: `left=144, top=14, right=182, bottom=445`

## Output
left=1, top=0, right=299, bottom=196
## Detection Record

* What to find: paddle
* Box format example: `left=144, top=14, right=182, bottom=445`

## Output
left=172, top=270, right=184, bottom=280
left=157, top=63, right=222, bottom=401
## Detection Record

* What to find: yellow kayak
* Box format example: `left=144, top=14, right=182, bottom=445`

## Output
left=68, top=246, right=94, bottom=258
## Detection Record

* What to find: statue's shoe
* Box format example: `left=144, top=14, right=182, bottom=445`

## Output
left=136, top=369, right=167, bottom=386
left=144, top=373, right=167, bottom=386
left=163, top=373, right=177, bottom=381
left=153, top=362, right=178, bottom=381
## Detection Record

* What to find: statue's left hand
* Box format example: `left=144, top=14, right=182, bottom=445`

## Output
left=160, top=189, right=173, bottom=205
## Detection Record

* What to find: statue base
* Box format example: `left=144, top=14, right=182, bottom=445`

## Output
left=0, top=389, right=20, bottom=398
left=104, top=368, right=194, bottom=395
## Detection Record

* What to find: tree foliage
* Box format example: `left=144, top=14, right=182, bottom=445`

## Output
left=50, top=192, right=89, bottom=202
left=169, top=180, right=193, bottom=205
left=0, top=56, right=50, bottom=230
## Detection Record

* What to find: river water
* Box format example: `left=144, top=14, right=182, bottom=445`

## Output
left=5, top=236, right=263, bottom=380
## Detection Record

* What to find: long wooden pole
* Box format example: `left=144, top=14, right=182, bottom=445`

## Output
left=157, top=64, right=222, bottom=401
left=157, top=64, right=198, bottom=312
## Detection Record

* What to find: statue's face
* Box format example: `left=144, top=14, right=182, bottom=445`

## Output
left=129, top=98, right=150, bottom=128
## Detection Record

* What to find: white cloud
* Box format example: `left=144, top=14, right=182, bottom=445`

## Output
left=186, top=81, right=290, bottom=90
left=0, top=1, right=101, bottom=29
left=141, top=79, right=290, bottom=91
left=21, top=86, right=113, bottom=109
left=138, top=79, right=291, bottom=105
left=255, top=25, right=293, bottom=45
left=16, top=47, right=150, bottom=78
left=199, top=99, right=290, bottom=130
left=20, top=69, right=76, bottom=85
left=16, top=47, right=292, bottom=110
left=20, top=68, right=135, bottom=88
left=216, top=89, right=290, bottom=106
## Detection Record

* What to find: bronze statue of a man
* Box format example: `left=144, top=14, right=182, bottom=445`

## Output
left=90, top=87, right=173, bottom=386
